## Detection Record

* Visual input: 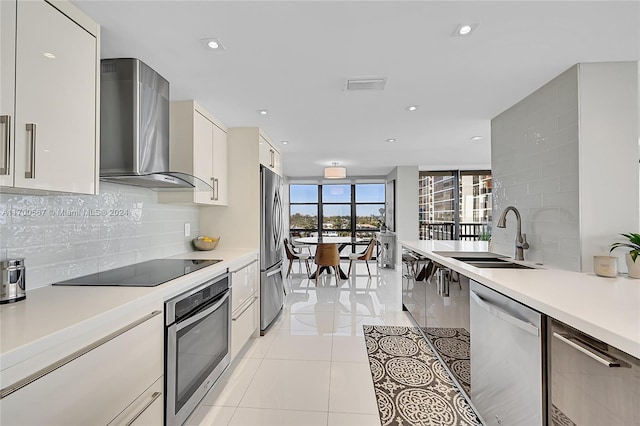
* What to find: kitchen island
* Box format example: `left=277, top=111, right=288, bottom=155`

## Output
left=401, top=240, right=640, bottom=425
left=400, top=240, right=640, bottom=358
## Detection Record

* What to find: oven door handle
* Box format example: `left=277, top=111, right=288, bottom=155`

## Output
left=176, top=291, right=230, bottom=331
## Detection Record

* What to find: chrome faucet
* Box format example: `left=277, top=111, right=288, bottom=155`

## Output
left=496, top=206, right=529, bottom=261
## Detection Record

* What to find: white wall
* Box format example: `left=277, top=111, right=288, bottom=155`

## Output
left=491, top=62, right=639, bottom=272
left=0, top=183, right=200, bottom=290
left=386, top=166, right=419, bottom=266
left=578, top=62, right=639, bottom=272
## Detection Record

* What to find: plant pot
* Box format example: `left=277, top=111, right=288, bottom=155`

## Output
left=625, top=253, right=640, bottom=279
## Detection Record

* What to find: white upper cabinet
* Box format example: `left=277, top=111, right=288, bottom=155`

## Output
left=160, top=100, right=227, bottom=206
left=0, top=1, right=16, bottom=188
left=1, top=0, right=99, bottom=194
left=259, top=135, right=281, bottom=176
left=212, top=120, right=228, bottom=204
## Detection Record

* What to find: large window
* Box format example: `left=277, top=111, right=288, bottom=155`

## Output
left=289, top=185, right=318, bottom=235
left=322, top=185, right=351, bottom=236
left=419, top=171, right=492, bottom=240
left=289, top=183, right=385, bottom=242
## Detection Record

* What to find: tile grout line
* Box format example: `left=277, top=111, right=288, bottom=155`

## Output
left=326, top=287, right=336, bottom=426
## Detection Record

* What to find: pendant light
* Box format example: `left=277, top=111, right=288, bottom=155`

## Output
left=324, top=162, right=346, bottom=179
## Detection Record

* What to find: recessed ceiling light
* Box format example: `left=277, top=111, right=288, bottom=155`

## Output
left=282, top=141, right=289, bottom=145
left=453, top=24, right=477, bottom=37
left=470, top=136, right=483, bottom=141
left=201, top=38, right=225, bottom=50
left=387, top=138, right=396, bottom=143
left=406, top=105, right=418, bottom=111
left=43, top=52, right=56, bottom=59
left=258, top=110, right=268, bottom=115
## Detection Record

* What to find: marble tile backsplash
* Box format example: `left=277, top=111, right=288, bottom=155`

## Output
left=491, top=66, right=581, bottom=271
left=0, top=183, right=200, bottom=290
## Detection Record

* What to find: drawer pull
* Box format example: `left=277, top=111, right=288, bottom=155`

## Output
left=553, top=332, right=628, bottom=368
left=230, top=258, right=258, bottom=273
left=0, top=310, right=161, bottom=399
left=470, top=290, right=539, bottom=336
left=125, top=391, right=161, bottom=426
left=232, top=295, right=258, bottom=321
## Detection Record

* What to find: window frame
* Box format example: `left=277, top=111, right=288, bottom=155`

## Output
left=289, top=183, right=386, bottom=250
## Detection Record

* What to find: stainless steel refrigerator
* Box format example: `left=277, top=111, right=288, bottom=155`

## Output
left=260, top=166, right=285, bottom=333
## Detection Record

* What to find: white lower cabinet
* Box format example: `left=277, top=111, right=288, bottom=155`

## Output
left=108, top=376, right=163, bottom=426
left=231, top=295, right=259, bottom=359
left=230, top=258, right=259, bottom=359
left=0, top=310, right=163, bottom=425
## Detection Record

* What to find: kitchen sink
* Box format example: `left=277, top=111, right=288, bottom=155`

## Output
left=432, top=251, right=534, bottom=269
left=433, top=251, right=507, bottom=260
left=463, top=260, right=535, bottom=269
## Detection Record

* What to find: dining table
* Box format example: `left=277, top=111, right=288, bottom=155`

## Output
left=294, top=236, right=367, bottom=279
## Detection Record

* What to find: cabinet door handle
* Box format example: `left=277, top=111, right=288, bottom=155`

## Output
left=552, top=332, right=628, bottom=368
left=210, top=177, right=215, bottom=201
left=25, top=123, right=36, bottom=178
left=0, top=115, right=10, bottom=175
left=470, top=290, right=539, bottom=336
left=232, top=295, right=259, bottom=321
left=125, top=391, right=162, bottom=426
left=214, top=178, right=219, bottom=201
left=269, top=149, right=274, bottom=168
left=0, top=310, right=161, bottom=399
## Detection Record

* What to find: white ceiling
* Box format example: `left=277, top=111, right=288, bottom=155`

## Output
left=73, top=1, right=640, bottom=178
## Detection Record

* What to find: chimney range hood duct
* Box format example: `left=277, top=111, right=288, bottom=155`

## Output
left=99, top=58, right=212, bottom=191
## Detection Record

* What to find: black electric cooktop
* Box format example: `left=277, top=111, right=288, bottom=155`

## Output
left=52, top=259, right=222, bottom=287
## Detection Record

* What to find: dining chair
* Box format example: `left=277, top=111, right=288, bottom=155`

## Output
left=284, top=238, right=311, bottom=278
left=348, top=237, right=376, bottom=278
left=313, top=243, right=341, bottom=285
left=290, top=231, right=313, bottom=255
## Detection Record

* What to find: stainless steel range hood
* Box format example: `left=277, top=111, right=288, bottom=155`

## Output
left=99, top=58, right=211, bottom=191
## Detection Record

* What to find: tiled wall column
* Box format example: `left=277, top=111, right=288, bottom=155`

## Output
left=491, top=62, right=639, bottom=272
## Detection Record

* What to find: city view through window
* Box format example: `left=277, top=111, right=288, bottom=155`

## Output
left=419, top=171, right=492, bottom=240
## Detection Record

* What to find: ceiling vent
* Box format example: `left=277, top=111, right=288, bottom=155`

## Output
left=346, top=77, right=387, bottom=91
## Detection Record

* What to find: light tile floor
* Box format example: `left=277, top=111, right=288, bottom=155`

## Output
left=187, top=260, right=413, bottom=426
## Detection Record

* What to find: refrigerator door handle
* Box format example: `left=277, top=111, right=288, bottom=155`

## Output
left=470, top=290, right=539, bottom=336
left=266, top=268, right=281, bottom=278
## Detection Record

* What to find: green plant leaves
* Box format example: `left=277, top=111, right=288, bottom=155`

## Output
left=610, top=233, right=640, bottom=262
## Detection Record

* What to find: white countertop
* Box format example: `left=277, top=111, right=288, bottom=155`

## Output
left=401, top=240, right=640, bottom=359
left=0, top=248, right=257, bottom=380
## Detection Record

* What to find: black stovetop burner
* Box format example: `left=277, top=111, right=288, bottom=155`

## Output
left=52, top=259, right=222, bottom=287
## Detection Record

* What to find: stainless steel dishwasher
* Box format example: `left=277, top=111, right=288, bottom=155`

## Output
left=470, top=280, right=546, bottom=426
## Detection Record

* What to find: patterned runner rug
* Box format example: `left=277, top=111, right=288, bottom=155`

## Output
left=364, top=325, right=480, bottom=426
left=423, top=327, right=471, bottom=394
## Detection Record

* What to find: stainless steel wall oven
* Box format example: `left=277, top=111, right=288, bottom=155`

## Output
left=165, top=272, right=230, bottom=426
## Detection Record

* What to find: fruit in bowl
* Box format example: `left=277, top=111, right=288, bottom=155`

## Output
left=192, top=236, right=220, bottom=251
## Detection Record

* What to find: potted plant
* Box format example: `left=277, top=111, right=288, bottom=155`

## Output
left=610, top=233, right=640, bottom=279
